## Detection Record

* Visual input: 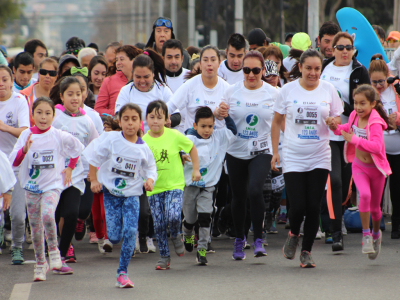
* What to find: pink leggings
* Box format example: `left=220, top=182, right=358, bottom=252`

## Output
left=26, top=190, right=60, bottom=264
left=352, top=157, right=385, bottom=222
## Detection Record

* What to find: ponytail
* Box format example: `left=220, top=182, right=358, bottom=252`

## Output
left=287, top=48, right=304, bottom=80
left=368, top=53, right=389, bottom=77
left=132, top=48, right=166, bottom=85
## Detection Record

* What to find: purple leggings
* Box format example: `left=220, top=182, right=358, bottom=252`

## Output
left=352, top=157, right=385, bottom=222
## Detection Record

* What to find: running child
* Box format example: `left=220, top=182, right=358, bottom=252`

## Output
left=142, top=100, right=200, bottom=270
left=327, top=84, right=392, bottom=259
left=9, top=97, right=84, bottom=281
left=83, top=103, right=157, bottom=288
left=182, top=106, right=236, bottom=265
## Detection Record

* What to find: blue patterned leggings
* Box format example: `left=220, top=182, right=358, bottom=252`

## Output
left=103, top=188, right=139, bottom=274
left=148, top=189, right=183, bottom=257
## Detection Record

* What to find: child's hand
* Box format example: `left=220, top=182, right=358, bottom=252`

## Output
left=144, top=178, right=154, bottom=192
left=62, top=167, right=73, bottom=187
left=91, top=180, right=103, bottom=193
left=271, top=153, right=280, bottom=172
left=192, top=169, right=201, bottom=182
left=181, top=154, right=191, bottom=166
left=22, top=133, right=33, bottom=154
left=2, top=194, right=11, bottom=210
left=341, top=129, right=354, bottom=142
left=325, top=117, right=337, bottom=130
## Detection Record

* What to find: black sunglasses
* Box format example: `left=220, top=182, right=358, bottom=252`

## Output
left=243, top=67, right=262, bottom=75
left=334, top=45, right=354, bottom=51
left=39, top=69, right=57, bottom=77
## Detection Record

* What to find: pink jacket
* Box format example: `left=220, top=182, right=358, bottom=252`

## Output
left=332, top=109, right=392, bottom=177
left=94, top=71, right=128, bottom=116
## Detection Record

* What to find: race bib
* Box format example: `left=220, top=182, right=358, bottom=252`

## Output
left=352, top=125, right=367, bottom=140
left=271, top=174, right=285, bottom=193
left=248, top=135, right=270, bottom=155
left=30, top=150, right=56, bottom=170
left=111, top=155, right=138, bottom=178
left=294, top=105, right=321, bottom=125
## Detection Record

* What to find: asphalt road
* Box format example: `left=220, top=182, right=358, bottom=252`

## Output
left=1, top=219, right=400, bottom=300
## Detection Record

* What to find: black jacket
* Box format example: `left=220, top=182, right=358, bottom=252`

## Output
left=321, top=56, right=370, bottom=116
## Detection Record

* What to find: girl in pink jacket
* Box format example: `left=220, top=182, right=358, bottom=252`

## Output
left=327, top=84, right=392, bottom=260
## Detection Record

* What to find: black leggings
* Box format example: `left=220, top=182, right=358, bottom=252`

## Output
left=78, top=179, right=94, bottom=220
left=56, top=186, right=81, bottom=257
left=226, top=153, right=271, bottom=240
left=329, top=141, right=352, bottom=232
left=138, top=191, right=150, bottom=238
left=284, top=169, right=329, bottom=252
left=386, top=154, right=400, bottom=225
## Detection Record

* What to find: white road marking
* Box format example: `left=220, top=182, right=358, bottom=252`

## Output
left=9, top=283, right=32, bottom=300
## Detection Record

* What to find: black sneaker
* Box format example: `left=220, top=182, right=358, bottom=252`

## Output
left=196, top=249, right=208, bottom=265
left=139, top=236, right=149, bottom=253
left=332, top=231, right=344, bottom=252
left=74, top=219, right=86, bottom=241
left=206, top=242, right=215, bottom=253
left=184, top=235, right=194, bottom=252
left=282, top=231, right=299, bottom=260
left=300, top=251, right=316, bottom=268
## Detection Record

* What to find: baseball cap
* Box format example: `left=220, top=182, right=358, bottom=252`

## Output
left=247, top=28, right=271, bottom=45
left=265, top=60, right=279, bottom=77
left=387, top=31, right=400, bottom=41
left=291, top=32, right=312, bottom=51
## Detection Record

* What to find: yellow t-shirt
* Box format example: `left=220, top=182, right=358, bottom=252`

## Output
left=142, top=128, right=193, bottom=196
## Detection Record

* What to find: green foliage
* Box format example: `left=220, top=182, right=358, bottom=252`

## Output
left=0, top=0, right=22, bottom=29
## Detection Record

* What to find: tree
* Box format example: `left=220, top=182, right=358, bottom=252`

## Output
left=0, top=0, right=22, bottom=32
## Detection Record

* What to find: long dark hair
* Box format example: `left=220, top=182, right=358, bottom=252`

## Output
left=88, top=55, right=108, bottom=83
left=243, top=50, right=268, bottom=83
left=288, top=49, right=322, bottom=81
left=50, top=76, right=83, bottom=106
left=108, top=45, right=143, bottom=76
left=132, top=48, right=166, bottom=85
left=118, top=103, right=143, bottom=137
left=185, top=45, right=220, bottom=81
left=287, top=49, right=304, bottom=80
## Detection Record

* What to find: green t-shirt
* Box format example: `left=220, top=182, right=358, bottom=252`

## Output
left=142, top=128, right=193, bottom=196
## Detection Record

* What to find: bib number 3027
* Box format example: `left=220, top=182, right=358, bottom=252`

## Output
left=294, top=105, right=321, bottom=125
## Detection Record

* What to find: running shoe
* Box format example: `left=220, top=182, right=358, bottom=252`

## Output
left=4, top=229, right=12, bottom=242
left=89, top=232, right=98, bottom=244
left=362, top=235, right=375, bottom=254
left=299, top=221, right=304, bottom=236
left=285, top=219, right=291, bottom=229
left=184, top=235, right=194, bottom=252
left=206, top=242, right=215, bottom=253
left=332, top=231, right=344, bottom=252
left=11, top=247, right=24, bottom=265
left=267, top=225, right=278, bottom=234
left=74, top=219, right=86, bottom=241
left=196, top=248, right=208, bottom=265
left=65, top=245, right=76, bottom=263
left=325, top=232, right=333, bottom=244
left=277, top=212, right=287, bottom=224
left=155, top=256, right=171, bottom=270
left=253, top=238, right=267, bottom=257
left=232, top=237, right=246, bottom=260
left=139, top=236, right=149, bottom=254
left=300, top=251, right=316, bottom=268
left=97, top=238, right=106, bottom=254
left=341, top=218, right=347, bottom=236
left=244, top=240, right=251, bottom=249
left=25, top=224, right=32, bottom=244
left=315, top=227, right=322, bottom=239
left=171, top=234, right=185, bottom=256
left=217, top=207, right=228, bottom=234
left=33, top=262, right=49, bottom=281
left=262, top=231, right=268, bottom=246
left=146, top=237, right=156, bottom=253
left=135, top=234, right=139, bottom=252
left=53, top=258, right=73, bottom=275
left=368, top=230, right=382, bottom=260
left=102, top=239, right=113, bottom=253
left=48, top=250, right=62, bottom=270
left=282, top=231, right=299, bottom=260
left=115, top=271, right=134, bottom=288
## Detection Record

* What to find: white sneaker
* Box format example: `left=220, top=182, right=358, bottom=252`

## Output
left=146, top=237, right=156, bottom=253
left=362, top=235, right=375, bottom=254
left=300, top=220, right=304, bottom=236
left=315, top=227, right=322, bottom=240
left=25, top=227, right=32, bottom=244
left=33, top=262, right=49, bottom=281
left=48, top=250, right=62, bottom=270
left=135, top=234, right=139, bottom=254
left=103, top=239, right=113, bottom=253
left=4, top=229, right=11, bottom=242
left=368, top=230, right=382, bottom=260
left=341, top=218, right=347, bottom=236
left=97, top=238, right=105, bottom=254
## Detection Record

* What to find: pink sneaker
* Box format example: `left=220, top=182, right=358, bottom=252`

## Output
left=89, top=232, right=98, bottom=244
left=115, top=271, right=134, bottom=288
left=53, top=258, right=74, bottom=275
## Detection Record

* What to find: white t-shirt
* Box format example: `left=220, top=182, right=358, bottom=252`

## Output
left=224, top=81, right=278, bottom=160
left=166, top=68, right=190, bottom=134
left=0, top=92, right=30, bottom=156
left=84, top=105, right=104, bottom=136
left=380, top=86, right=400, bottom=155
left=184, top=126, right=236, bottom=187
left=283, top=57, right=297, bottom=73
left=217, top=60, right=244, bottom=85
left=82, top=131, right=158, bottom=197
left=321, top=61, right=352, bottom=141
left=273, top=80, right=343, bottom=173
left=9, top=127, right=84, bottom=194
left=115, top=82, right=173, bottom=133
left=167, top=75, right=230, bottom=131
left=52, top=108, right=99, bottom=193
left=0, top=150, right=16, bottom=194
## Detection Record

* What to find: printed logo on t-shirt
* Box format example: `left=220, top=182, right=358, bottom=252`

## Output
left=236, top=101, right=241, bottom=107
left=262, top=102, right=273, bottom=109
left=320, top=101, right=328, bottom=106
left=200, top=168, right=208, bottom=176
left=114, top=178, right=127, bottom=189
left=5, top=111, right=16, bottom=127
left=246, top=114, right=259, bottom=126
left=246, top=103, right=258, bottom=108
left=330, top=76, right=340, bottom=81
left=29, top=168, right=40, bottom=179
left=195, top=98, right=200, bottom=104
left=204, top=100, right=216, bottom=106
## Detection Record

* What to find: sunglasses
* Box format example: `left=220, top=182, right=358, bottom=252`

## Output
left=156, top=19, right=172, bottom=28
left=334, top=45, right=354, bottom=51
left=66, top=49, right=80, bottom=55
left=371, top=79, right=386, bottom=86
left=243, top=67, right=262, bottom=75
left=39, top=69, right=57, bottom=77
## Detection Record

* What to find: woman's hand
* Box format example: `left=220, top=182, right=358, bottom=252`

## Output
left=341, top=129, right=354, bottom=142
left=325, top=117, right=337, bottom=130
left=271, top=153, right=280, bottom=172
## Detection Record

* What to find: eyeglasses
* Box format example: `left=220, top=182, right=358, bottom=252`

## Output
left=243, top=67, right=262, bottom=75
left=66, top=48, right=80, bottom=55
left=334, top=45, right=354, bottom=51
left=39, top=69, right=57, bottom=77
left=156, top=19, right=172, bottom=28
left=371, top=79, right=386, bottom=86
